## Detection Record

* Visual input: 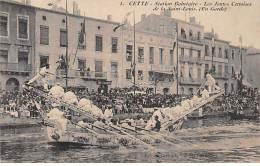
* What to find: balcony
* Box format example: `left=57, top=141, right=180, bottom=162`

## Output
left=189, top=57, right=198, bottom=63
left=179, top=35, right=204, bottom=45
left=151, top=65, right=174, bottom=74
left=197, top=58, right=205, bottom=64
left=179, top=77, right=203, bottom=85
left=213, top=73, right=229, bottom=80
left=0, top=62, right=31, bottom=73
left=56, top=69, right=107, bottom=80
left=179, top=56, right=189, bottom=63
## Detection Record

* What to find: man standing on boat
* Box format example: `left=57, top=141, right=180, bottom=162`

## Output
left=27, top=63, right=50, bottom=91
left=205, top=74, right=221, bottom=94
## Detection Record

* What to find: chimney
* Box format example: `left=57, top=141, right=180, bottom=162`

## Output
left=160, top=10, right=171, bottom=17
left=141, top=14, right=146, bottom=21
left=107, top=15, right=112, bottom=21
left=73, top=1, right=79, bottom=15
left=211, top=28, right=214, bottom=36
left=190, top=17, right=196, bottom=24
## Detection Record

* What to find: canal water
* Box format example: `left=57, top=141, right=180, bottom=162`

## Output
left=1, top=116, right=260, bottom=163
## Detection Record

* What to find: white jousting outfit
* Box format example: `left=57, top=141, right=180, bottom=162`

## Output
left=28, top=66, right=49, bottom=90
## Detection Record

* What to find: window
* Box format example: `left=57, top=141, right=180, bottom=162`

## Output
left=197, top=31, right=201, bottom=41
left=232, top=50, right=234, bottom=59
left=181, top=48, right=184, bottom=55
left=60, top=29, right=67, bottom=47
left=205, top=45, right=209, bottom=56
left=111, top=37, right=118, bottom=53
left=62, top=19, right=65, bottom=23
left=138, top=70, right=143, bottom=80
left=181, top=28, right=186, bottom=39
left=149, top=71, right=154, bottom=81
left=18, top=15, right=29, bottom=39
left=189, top=67, right=193, bottom=78
left=170, top=49, right=173, bottom=66
left=0, top=12, right=8, bottom=37
left=212, top=64, right=216, bottom=72
left=149, top=47, right=154, bottom=64
left=126, top=69, right=131, bottom=79
left=212, top=47, right=215, bottom=57
left=138, top=47, right=144, bottom=63
left=40, top=26, right=49, bottom=45
left=189, top=30, right=193, bottom=39
left=198, top=50, right=201, bottom=58
left=78, top=32, right=86, bottom=49
left=218, top=47, right=222, bottom=58
left=232, top=66, right=235, bottom=75
left=205, top=64, right=209, bottom=70
left=18, top=52, right=28, bottom=66
left=40, top=55, right=49, bottom=68
left=218, top=65, right=222, bottom=75
left=225, top=66, right=228, bottom=74
left=180, top=66, right=184, bottom=77
left=0, top=50, right=8, bottom=63
left=197, top=68, right=201, bottom=79
left=95, top=60, right=103, bottom=77
left=95, top=35, right=103, bottom=51
left=42, top=16, right=46, bottom=20
left=189, top=48, right=192, bottom=57
left=126, top=45, right=133, bottom=61
left=231, top=83, right=234, bottom=92
left=111, top=62, right=118, bottom=78
left=78, top=59, right=86, bottom=71
left=159, top=48, right=164, bottom=65
left=225, top=49, right=228, bottom=59
left=188, top=88, right=193, bottom=95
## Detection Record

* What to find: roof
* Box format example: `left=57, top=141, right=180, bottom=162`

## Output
left=247, top=47, right=260, bottom=54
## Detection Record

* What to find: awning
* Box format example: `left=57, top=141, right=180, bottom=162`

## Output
left=242, top=79, right=251, bottom=87
left=129, top=80, right=154, bottom=87
left=49, top=78, right=86, bottom=87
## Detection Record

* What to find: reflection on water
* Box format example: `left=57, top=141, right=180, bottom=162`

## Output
left=1, top=117, right=260, bottom=163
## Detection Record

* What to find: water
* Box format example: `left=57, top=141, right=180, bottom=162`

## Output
left=1, top=116, right=260, bottom=163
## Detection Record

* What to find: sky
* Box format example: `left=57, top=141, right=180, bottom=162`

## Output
left=25, top=0, right=260, bottom=49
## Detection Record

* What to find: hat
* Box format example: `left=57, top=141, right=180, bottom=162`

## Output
left=56, top=82, right=61, bottom=86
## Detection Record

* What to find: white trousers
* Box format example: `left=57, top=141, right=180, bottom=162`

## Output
left=28, top=74, right=48, bottom=90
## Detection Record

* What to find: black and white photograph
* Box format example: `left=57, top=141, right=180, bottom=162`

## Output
left=0, top=0, right=260, bottom=163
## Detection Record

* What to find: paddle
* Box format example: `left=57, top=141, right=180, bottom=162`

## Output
left=134, top=126, right=196, bottom=147
left=109, top=124, right=163, bottom=152
left=120, top=125, right=181, bottom=149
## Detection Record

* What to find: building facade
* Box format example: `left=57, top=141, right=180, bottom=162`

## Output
left=247, top=47, right=260, bottom=89
left=204, top=30, right=230, bottom=94
left=0, top=0, right=35, bottom=92
left=0, top=1, right=250, bottom=94
left=135, top=12, right=205, bottom=95
left=34, top=7, right=122, bottom=92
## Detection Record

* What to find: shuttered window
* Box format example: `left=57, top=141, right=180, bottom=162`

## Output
left=95, top=35, right=102, bottom=51
left=60, top=29, right=67, bottom=47
left=18, top=16, right=28, bottom=39
left=40, top=26, right=49, bottom=45
left=0, top=13, right=8, bottom=37
left=111, top=37, right=118, bottom=53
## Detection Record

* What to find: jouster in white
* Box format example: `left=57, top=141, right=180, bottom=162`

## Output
left=205, top=74, right=221, bottom=93
left=28, top=64, right=50, bottom=91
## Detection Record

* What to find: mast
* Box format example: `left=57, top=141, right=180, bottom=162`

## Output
left=133, top=11, right=136, bottom=102
left=65, top=0, right=68, bottom=91
left=176, top=23, right=179, bottom=95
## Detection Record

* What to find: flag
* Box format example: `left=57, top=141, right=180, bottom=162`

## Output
left=212, top=38, right=215, bottom=47
left=113, top=11, right=133, bottom=32
left=173, top=24, right=177, bottom=51
left=131, top=62, right=135, bottom=77
left=79, top=18, right=86, bottom=44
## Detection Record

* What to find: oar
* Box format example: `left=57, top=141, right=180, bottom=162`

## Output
left=134, top=126, right=195, bottom=147
left=109, top=124, right=162, bottom=151
left=120, top=125, right=181, bottom=148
